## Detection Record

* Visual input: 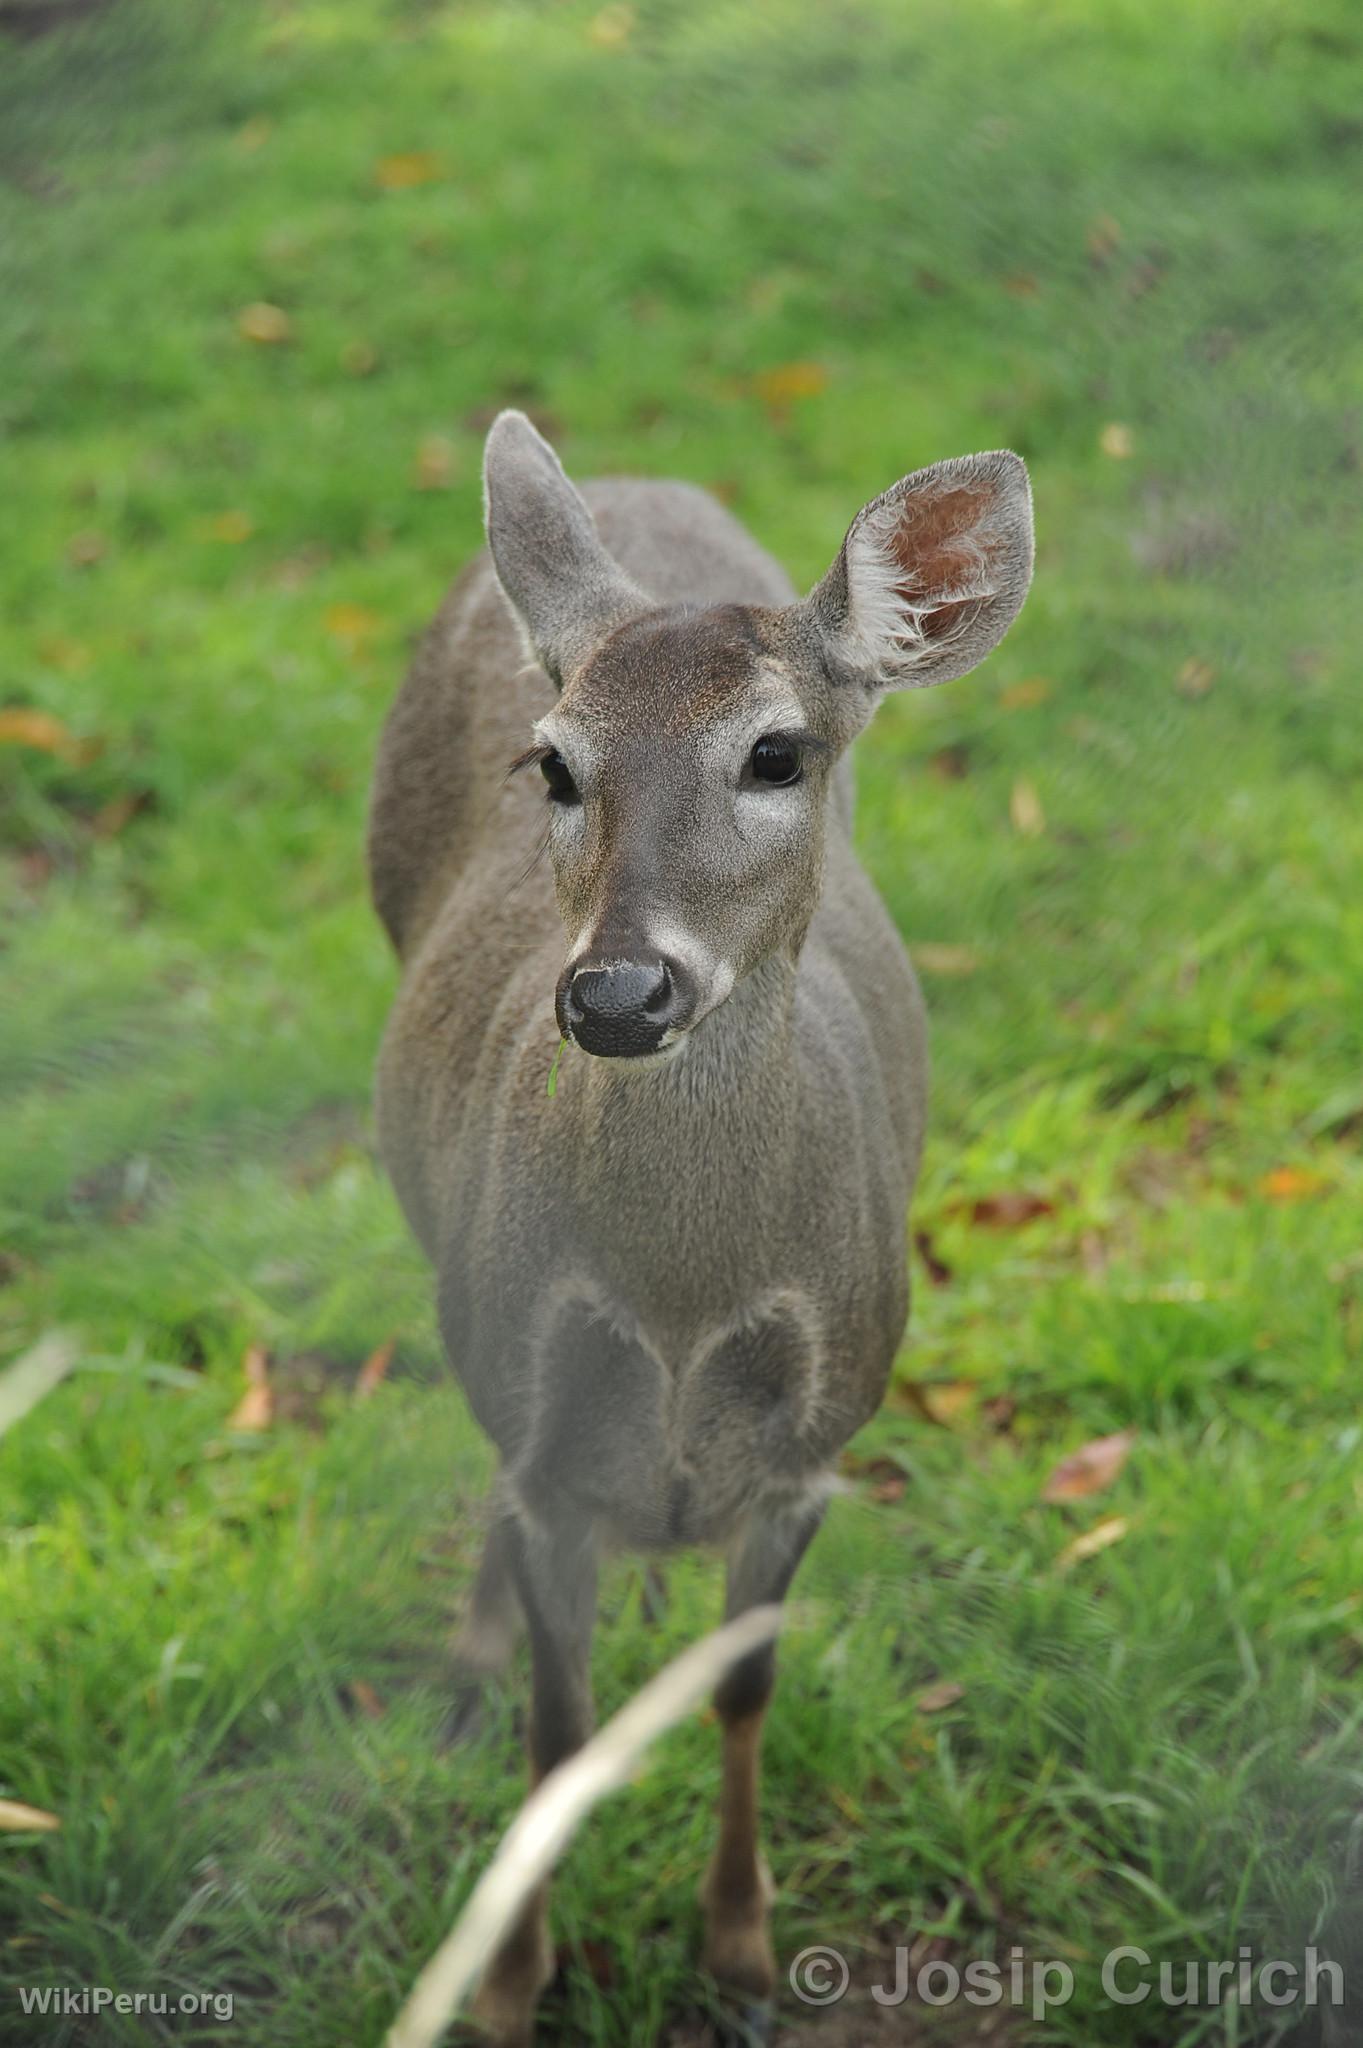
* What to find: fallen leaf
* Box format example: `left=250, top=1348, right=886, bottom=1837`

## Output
left=981, top=1393, right=1017, bottom=1432
left=1010, top=777, right=1046, bottom=837
left=201, top=510, right=253, bottom=544
left=1100, top=422, right=1133, bottom=460
left=347, top=1679, right=385, bottom=1720
left=324, top=602, right=382, bottom=648
left=1000, top=676, right=1053, bottom=710
left=914, top=943, right=980, bottom=978
left=0, top=708, right=88, bottom=763
left=35, top=634, right=92, bottom=673
left=916, top=1680, right=965, bottom=1714
left=342, top=339, right=379, bottom=376
left=966, top=1190, right=1055, bottom=1229
left=1042, top=1429, right=1136, bottom=1503
left=1259, top=1166, right=1328, bottom=1202
left=355, top=1337, right=395, bottom=1400
left=92, top=789, right=155, bottom=838
left=1004, top=272, right=1039, bottom=299
left=1057, top=1514, right=1130, bottom=1570
left=588, top=4, right=635, bottom=47
left=1176, top=658, right=1216, bottom=699
left=0, top=1800, right=61, bottom=1834
left=234, top=116, right=272, bottom=152
left=752, top=361, right=828, bottom=421
left=913, top=1227, right=953, bottom=1287
left=929, top=742, right=971, bottom=781
left=66, top=530, right=106, bottom=567
left=237, top=301, right=291, bottom=345
left=919, top=1380, right=976, bottom=1426
left=842, top=1452, right=907, bottom=1500
left=374, top=151, right=443, bottom=191
left=413, top=434, right=456, bottom=491
left=227, top=1344, right=273, bottom=1432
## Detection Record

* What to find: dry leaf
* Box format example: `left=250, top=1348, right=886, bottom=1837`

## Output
left=1010, top=777, right=1046, bottom=837
left=374, top=151, right=443, bottom=191
left=1042, top=1429, right=1135, bottom=1504
left=355, top=1337, right=395, bottom=1400
left=0, top=707, right=86, bottom=762
left=919, top=1380, right=976, bottom=1426
left=227, top=1343, right=273, bottom=1432
left=1100, top=422, right=1133, bottom=459
left=916, top=1680, right=965, bottom=1714
left=237, top=301, right=291, bottom=345
left=235, top=116, right=272, bottom=152
left=1057, top=1514, right=1130, bottom=1570
left=342, top=340, right=379, bottom=376
left=1004, top=272, right=1040, bottom=299
left=914, top=943, right=980, bottom=978
left=324, top=602, right=381, bottom=648
left=0, top=1799, right=61, bottom=1834
left=202, top=510, right=253, bottom=544
left=752, top=361, right=828, bottom=420
left=589, top=4, right=635, bottom=47
left=966, top=1190, right=1055, bottom=1229
left=413, top=434, right=456, bottom=491
left=1176, top=658, right=1217, bottom=699
left=912, top=1227, right=953, bottom=1288
left=1000, top=676, right=1053, bottom=711
left=1086, top=213, right=1122, bottom=264
left=36, top=634, right=92, bottom=673
left=1259, top=1166, right=1328, bottom=1202
left=348, top=1679, right=385, bottom=1720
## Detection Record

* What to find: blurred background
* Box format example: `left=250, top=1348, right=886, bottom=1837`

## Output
left=2, top=1, right=1361, bottom=2042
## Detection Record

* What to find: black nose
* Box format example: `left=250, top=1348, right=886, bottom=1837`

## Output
left=558, top=960, right=682, bottom=1058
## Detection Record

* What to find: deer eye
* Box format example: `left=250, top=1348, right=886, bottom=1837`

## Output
left=540, top=750, right=579, bottom=804
left=748, top=735, right=803, bottom=787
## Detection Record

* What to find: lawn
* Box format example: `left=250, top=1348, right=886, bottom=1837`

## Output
left=2, top=0, right=1362, bottom=2043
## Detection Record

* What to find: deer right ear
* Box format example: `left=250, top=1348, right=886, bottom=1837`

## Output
left=803, top=450, right=1034, bottom=692
left=483, top=412, right=648, bottom=689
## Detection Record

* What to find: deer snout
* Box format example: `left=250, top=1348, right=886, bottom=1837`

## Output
left=556, top=958, right=692, bottom=1058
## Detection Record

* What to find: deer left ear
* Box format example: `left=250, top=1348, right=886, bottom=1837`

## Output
left=804, top=450, right=1033, bottom=690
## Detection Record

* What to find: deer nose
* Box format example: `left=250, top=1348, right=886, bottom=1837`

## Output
left=557, top=960, right=684, bottom=1058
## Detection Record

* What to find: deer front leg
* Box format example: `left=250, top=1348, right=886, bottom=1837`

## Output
left=701, top=1499, right=825, bottom=2022
left=467, top=1498, right=597, bottom=2048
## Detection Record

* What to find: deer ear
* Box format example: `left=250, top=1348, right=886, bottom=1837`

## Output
left=805, top=451, right=1033, bottom=690
left=483, top=411, right=648, bottom=689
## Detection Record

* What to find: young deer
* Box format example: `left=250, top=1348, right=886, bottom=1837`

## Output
left=368, top=414, right=1033, bottom=2043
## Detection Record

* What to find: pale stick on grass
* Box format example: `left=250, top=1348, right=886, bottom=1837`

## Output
left=385, top=1603, right=785, bottom=2048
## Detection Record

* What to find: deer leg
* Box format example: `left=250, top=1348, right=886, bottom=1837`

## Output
left=701, top=1498, right=825, bottom=2016
left=467, top=1499, right=597, bottom=2048
left=441, top=1490, right=524, bottom=1748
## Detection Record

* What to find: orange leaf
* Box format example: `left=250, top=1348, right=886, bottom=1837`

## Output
left=227, top=1343, right=273, bottom=1432
left=0, top=1799, right=61, bottom=1834
left=374, top=151, right=443, bottom=191
left=1057, top=1514, right=1130, bottom=1570
left=916, top=1680, right=965, bottom=1714
left=1259, top=1166, right=1328, bottom=1202
left=752, top=361, right=828, bottom=418
left=966, top=1190, right=1055, bottom=1230
left=348, top=1679, right=385, bottom=1720
left=237, top=301, right=291, bottom=345
left=0, top=708, right=87, bottom=762
left=1042, top=1429, right=1135, bottom=1504
left=355, top=1338, right=395, bottom=1400
left=1010, top=777, right=1046, bottom=837
left=324, top=603, right=381, bottom=647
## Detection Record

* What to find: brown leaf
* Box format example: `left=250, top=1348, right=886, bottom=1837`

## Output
left=914, top=943, right=980, bottom=979
left=1057, top=1514, right=1130, bottom=1570
left=92, top=789, right=155, bottom=838
left=1099, top=422, right=1133, bottom=460
left=1003, top=272, right=1039, bottom=299
left=1085, top=213, right=1122, bottom=265
left=66, top=530, right=106, bottom=567
left=342, top=340, right=379, bottom=377
left=919, top=1380, right=976, bottom=1426
left=237, top=301, right=292, bottom=345
left=980, top=1393, right=1017, bottom=1432
left=966, top=1190, right=1055, bottom=1230
left=1259, top=1166, right=1328, bottom=1202
left=841, top=1452, right=906, bottom=1501
left=234, top=116, right=272, bottom=153
left=1009, top=777, right=1046, bottom=837
left=1042, top=1429, right=1135, bottom=1503
left=374, top=151, right=443, bottom=191
left=0, top=1799, right=61, bottom=1834
left=227, top=1344, right=273, bottom=1432
left=1176, top=658, right=1217, bottom=699
left=588, top=5, right=635, bottom=48
left=347, top=1679, right=385, bottom=1720
left=413, top=434, right=456, bottom=491
left=913, top=1227, right=953, bottom=1288
left=916, top=1680, right=965, bottom=1714
left=355, top=1337, right=396, bottom=1400
left=929, top=742, right=972, bottom=781
left=0, top=707, right=89, bottom=763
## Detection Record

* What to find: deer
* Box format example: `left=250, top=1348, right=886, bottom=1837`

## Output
left=367, top=412, right=1033, bottom=2044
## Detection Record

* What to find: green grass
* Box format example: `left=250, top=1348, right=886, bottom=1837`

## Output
left=2, top=0, right=1362, bottom=2042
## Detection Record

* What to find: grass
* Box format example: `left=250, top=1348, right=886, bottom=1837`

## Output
left=1, top=0, right=1362, bottom=2041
